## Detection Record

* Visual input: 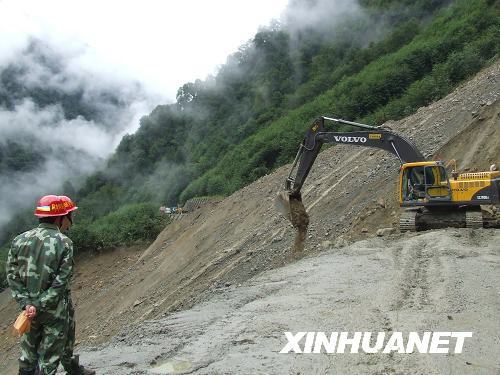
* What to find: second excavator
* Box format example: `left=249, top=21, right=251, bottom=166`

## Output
left=276, top=116, right=500, bottom=233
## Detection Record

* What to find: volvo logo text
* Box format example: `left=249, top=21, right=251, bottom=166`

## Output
left=334, top=136, right=367, bottom=143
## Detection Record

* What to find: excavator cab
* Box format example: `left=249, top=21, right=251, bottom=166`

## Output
left=400, top=162, right=452, bottom=205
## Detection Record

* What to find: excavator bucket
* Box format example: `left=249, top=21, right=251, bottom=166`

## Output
left=275, top=191, right=309, bottom=228
left=275, top=192, right=310, bottom=252
left=275, top=191, right=293, bottom=221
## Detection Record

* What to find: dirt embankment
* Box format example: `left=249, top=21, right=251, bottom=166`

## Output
left=0, top=61, right=499, bottom=374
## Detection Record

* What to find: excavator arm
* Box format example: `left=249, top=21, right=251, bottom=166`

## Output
left=276, top=117, right=425, bottom=232
left=285, top=116, right=425, bottom=195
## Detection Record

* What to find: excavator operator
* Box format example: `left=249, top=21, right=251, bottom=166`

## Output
left=408, top=167, right=426, bottom=200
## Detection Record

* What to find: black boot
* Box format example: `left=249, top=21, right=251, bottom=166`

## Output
left=18, top=368, right=36, bottom=375
left=18, top=360, right=37, bottom=375
left=66, top=355, right=96, bottom=375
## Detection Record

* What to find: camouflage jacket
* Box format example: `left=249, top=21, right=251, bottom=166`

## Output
left=6, top=223, right=73, bottom=317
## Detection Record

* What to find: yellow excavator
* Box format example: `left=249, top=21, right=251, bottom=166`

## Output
left=276, top=117, right=500, bottom=232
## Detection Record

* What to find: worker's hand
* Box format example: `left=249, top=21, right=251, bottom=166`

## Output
left=25, top=305, right=37, bottom=319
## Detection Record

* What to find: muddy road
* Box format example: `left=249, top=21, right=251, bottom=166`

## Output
left=79, top=229, right=499, bottom=374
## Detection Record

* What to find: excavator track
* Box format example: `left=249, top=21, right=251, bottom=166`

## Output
left=465, top=211, right=483, bottom=229
left=399, top=210, right=417, bottom=232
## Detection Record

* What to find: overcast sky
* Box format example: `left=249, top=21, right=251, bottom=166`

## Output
left=0, top=0, right=289, bottom=101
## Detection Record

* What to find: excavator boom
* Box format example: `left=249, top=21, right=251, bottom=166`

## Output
left=285, top=117, right=424, bottom=195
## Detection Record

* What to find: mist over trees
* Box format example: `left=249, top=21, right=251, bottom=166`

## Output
left=0, top=38, right=152, bottom=237
left=1, top=0, right=498, bottom=285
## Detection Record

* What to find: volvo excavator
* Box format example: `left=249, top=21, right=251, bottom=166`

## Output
left=276, top=116, right=500, bottom=232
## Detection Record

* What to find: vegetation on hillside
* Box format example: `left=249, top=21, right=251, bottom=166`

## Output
left=77, top=0, right=497, bottom=213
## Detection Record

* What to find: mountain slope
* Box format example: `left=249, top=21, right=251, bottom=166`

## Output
left=0, top=57, right=498, bottom=374
left=67, top=61, right=500, bottom=374
left=75, top=59, right=500, bottom=373
left=70, top=0, right=499, bottom=217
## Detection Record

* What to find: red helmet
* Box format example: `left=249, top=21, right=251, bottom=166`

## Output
left=59, top=195, right=78, bottom=214
left=34, top=195, right=78, bottom=217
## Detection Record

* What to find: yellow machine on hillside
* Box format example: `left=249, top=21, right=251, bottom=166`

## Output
left=276, top=117, right=500, bottom=231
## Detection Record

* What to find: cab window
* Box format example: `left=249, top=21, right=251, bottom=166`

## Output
left=402, top=166, right=426, bottom=200
left=402, top=165, right=450, bottom=201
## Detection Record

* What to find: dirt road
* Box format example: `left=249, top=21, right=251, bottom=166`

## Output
left=79, top=229, right=499, bottom=374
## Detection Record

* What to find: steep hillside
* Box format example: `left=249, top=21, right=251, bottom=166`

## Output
left=59, top=0, right=500, bottom=245
left=1, top=0, right=498, bottom=282
left=0, top=58, right=498, bottom=374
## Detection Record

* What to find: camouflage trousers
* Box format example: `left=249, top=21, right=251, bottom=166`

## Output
left=60, top=299, right=76, bottom=373
left=18, top=310, right=69, bottom=375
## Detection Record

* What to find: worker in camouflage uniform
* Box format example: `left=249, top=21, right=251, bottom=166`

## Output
left=6, top=195, right=94, bottom=375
